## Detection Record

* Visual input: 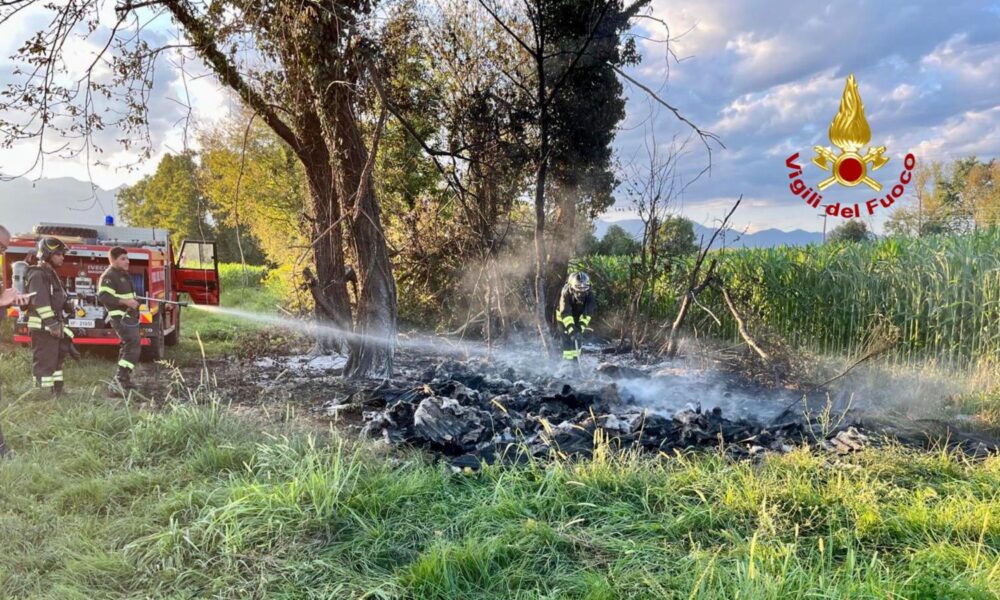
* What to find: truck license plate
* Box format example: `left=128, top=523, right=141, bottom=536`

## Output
left=68, top=319, right=96, bottom=329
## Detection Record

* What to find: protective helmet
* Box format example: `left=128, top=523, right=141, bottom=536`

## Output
left=568, top=271, right=591, bottom=294
left=37, top=237, right=67, bottom=262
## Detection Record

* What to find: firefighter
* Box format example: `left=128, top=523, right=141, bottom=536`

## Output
left=556, top=271, right=596, bottom=361
left=1, top=224, right=31, bottom=458
left=25, top=237, right=75, bottom=396
left=98, top=247, right=141, bottom=392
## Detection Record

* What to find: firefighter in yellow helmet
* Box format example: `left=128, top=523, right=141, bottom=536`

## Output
left=555, top=272, right=595, bottom=361
left=24, top=237, right=74, bottom=396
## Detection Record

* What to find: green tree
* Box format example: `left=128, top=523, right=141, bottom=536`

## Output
left=545, top=0, right=651, bottom=317
left=885, top=159, right=983, bottom=237
left=579, top=228, right=600, bottom=256
left=199, top=114, right=308, bottom=268
left=962, top=159, right=1000, bottom=230
left=597, top=224, right=640, bottom=255
left=656, top=216, right=698, bottom=258
left=117, top=153, right=213, bottom=251
left=828, top=219, right=871, bottom=243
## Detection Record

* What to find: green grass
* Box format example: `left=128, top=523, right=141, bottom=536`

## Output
left=178, top=263, right=299, bottom=358
left=2, top=262, right=1000, bottom=598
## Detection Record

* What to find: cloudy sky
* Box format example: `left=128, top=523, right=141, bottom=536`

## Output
left=1, top=1, right=998, bottom=233
left=614, top=0, right=1000, bottom=233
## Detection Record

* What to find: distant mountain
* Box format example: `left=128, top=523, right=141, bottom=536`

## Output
left=0, top=177, right=120, bottom=235
left=594, top=217, right=823, bottom=249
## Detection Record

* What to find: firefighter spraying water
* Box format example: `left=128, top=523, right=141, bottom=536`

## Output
left=1, top=222, right=222, bottom=393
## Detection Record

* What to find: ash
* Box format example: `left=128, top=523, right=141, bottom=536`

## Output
left=244, top=345, right=999, bottom=468
left=316, top=349, right=843, bottom=470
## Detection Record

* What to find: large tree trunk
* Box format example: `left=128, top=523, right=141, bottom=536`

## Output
left=301, top=141, right=353, bottom=354
left=334, top=98, right=397, bottom=379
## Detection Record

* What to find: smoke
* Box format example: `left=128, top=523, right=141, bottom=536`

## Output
left=615, top=370, right=795, bottom=422
left=811, top=359, right=972, bottom=421
left=455, top=237, right=545, bottom=332
left=193, top=304, right=985, bottom=434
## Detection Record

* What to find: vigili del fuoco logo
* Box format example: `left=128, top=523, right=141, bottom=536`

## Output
left=785, top=74, right=916, bottom=219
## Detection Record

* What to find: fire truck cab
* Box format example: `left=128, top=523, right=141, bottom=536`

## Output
left=2, top=222, right=220, bottom=361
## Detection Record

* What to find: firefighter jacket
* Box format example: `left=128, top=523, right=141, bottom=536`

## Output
left=555, top=285, right=596, bottom=333
left=98, top=266, right=138, bottom=319
left=25, top=264, right=73, bottom=338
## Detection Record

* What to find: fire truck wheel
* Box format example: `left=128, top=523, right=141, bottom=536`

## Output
left=141, top=317, right=166, bottom=362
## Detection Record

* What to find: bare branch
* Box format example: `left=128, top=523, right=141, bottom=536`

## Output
left=609, top=63, right=724, bottom=153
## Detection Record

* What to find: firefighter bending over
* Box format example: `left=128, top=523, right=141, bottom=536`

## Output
left=25, top=237, right=74, bottom=396
left=99, top=247, right=141, bottom=392
left=556, top=272, right=595, bottom=361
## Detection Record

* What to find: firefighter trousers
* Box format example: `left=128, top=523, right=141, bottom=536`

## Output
left=561, top=327, right=581, bottom=361
left=30, top=329, right=67, bottom=392
left=110, top=316, right=142, bottom=378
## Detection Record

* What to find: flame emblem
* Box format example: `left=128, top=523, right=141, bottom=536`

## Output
left=812, top=74, right=889, bottom=191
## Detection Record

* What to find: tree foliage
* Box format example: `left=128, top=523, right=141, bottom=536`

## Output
left=199, top=114, right=309, bottom=268
left=596, top=224, right=640, bottom=256
left=828, top=220, right=871, bottom=244
left=656, top=216, right=698, bottom=257
left=117, top=153, right=214, bottom=250
left=886, top=157, right=1000, bottom=237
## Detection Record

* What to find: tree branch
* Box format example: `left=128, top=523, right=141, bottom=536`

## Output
left=159, top=0, right=302, bottom=154
left=609, top=62, right=724, bottom=153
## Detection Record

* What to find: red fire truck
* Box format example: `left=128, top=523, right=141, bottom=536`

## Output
left=2, top=222, right=220, bottom=361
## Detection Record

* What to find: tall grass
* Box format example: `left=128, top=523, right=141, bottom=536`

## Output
left=68, top=432, right=1000, bottom=598
left=582, top=229, right=1000, bottom=370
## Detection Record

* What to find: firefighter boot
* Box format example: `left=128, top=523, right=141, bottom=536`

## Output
left=32, top=376, right=54, bottom=398
left=115, top=367, right=137, bottom=391
left=53, top=380, right=65, bottom=398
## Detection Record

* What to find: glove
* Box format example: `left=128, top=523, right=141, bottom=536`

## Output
left=564, top=324, right=575, bottom=335
left=46, top=322, right=63, bottom=339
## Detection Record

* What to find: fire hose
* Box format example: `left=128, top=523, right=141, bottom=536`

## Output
left=135, top=296, right=189, bottom=307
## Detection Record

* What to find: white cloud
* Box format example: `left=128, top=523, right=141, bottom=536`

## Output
left=890, top=84, right=917, bottom=102
left=614, top=0, right=1000, bottom=232
left=0, top=5, right=231, bottom=188
left=905, top=106, right=1000, bottom=162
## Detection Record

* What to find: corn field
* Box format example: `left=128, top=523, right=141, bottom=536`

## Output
left=579, top=229, right=1000, bottom=370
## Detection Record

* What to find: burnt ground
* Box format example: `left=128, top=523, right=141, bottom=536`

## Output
left=135, top=343, right=1000, bottom=470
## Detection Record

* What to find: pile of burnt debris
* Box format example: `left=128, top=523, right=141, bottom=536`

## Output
left=320, top=357, right=880, bottom=470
